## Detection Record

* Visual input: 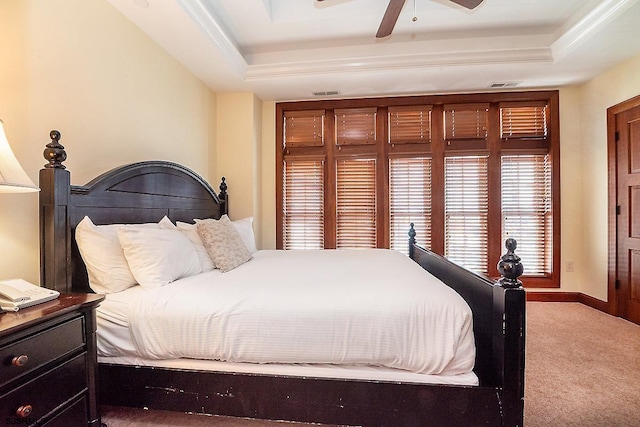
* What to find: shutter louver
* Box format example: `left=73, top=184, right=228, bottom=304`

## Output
left=501, top=154, right=552, bottom=275
left=444, top=104, right=489, bottom=140
left=335, top=108, right=377, bottom=145
left=283, top=159, right=325, bottom=249
left=500, top=103, right=547, bottom=139
left=284, top=110, right=324, bottom=148
left=445, top=156, right=489, bottom=274
left=389, top=157, right=432, bottom=254
left=336, top=158, right=377, bottom=248
left=388, top=106, right=432, bottom=144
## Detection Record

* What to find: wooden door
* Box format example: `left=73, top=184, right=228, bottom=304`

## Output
left=616, top=102, right=640, bottom=324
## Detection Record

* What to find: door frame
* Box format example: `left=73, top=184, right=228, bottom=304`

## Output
left=607, top=94, right=640, bottom=318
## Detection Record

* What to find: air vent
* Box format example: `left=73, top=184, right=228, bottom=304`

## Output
left=312, top=91, right=340, bottom=97
left=490, top=82, right=521, bottom=88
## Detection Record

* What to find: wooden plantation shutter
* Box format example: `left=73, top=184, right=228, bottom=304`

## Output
left=335, top=108, right=377, bottom=145
left=284, top=110, right=324, bottom=147
left=444, top=156, right=489, bottom=274
left=388, top=106, right=432, bottom=144
left=501, top=154, right=552, bottom=275
left=283, top=159, right=325, bottom=249
left=389, top=157, right=432, bottom=253
left=336, top=158, right=376, bottom=248
left=500, top=102, right=548, bottom=140
left=444, top=103, right=489, bottom=141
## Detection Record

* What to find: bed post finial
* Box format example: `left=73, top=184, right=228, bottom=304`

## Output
left=219, top=176, right=227, bottom=196
left=497, top=238, right=524, bottom=288
left=219, top=177, right=228, bottom=215
left=43, top=130, right=67, bottom=169
left=408, top=223, right=416, bottom=245
left=408, top=223, right=416, bottom=259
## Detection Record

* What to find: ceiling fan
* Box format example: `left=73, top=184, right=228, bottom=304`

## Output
left=316, top=0, right=484, bottom=38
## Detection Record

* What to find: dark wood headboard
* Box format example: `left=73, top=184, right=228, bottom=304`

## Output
left=39, top=130, right=227, bottom=294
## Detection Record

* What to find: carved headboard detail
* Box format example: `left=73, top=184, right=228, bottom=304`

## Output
left=39, top=130, right=227, bottom=293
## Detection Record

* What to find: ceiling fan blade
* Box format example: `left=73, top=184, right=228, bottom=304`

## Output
left=449, top=0, right=484, bottom=9
left=376, top=0, right=406, bottom=38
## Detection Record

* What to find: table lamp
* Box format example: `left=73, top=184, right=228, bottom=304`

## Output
left=0, top=119, right=46, bottom=312
left=0, top=119, right=39, bottom=193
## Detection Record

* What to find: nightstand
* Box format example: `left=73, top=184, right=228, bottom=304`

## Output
left=0, top=293, right=104, bottom=426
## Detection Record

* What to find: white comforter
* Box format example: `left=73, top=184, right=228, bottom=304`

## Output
left=125, top=249, right=476, bottom=376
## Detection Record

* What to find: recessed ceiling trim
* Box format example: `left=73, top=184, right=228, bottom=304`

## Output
left=551, top=0, right=639, bottom=61
left=177, top=0, right=248, bottom=76
left=245, top=47, right=552, bottom=80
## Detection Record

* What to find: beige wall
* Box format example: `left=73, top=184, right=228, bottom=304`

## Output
left=215, top=93, right=262, bottom=223
left=556, top=86, right=585, bottom=294
left=0, top=0, right=216, bottom=284
left=261, top=101, right=277, bottom=249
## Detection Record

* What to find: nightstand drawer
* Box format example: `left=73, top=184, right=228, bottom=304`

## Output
left=41, top=396, right=88, bottom=427
left=0, top=352, right=87, bottom=425
left=0, top=317, right=85, bottom=388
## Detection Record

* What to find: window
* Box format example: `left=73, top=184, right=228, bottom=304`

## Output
left=335, top=108, right=377, bottom=145
left=336, top=158, right=377, bottom=248
left=284, top=110, right=324, bottom=147
left=389, top=157, right=432, bottom=253
left=445, top=156, right=489, bottom=274
left=276, top=91, right=560, bottom=287
left=500, top=103, right=547, bottom=140
left=444, top=103, right=489, bottom=141
left=282, top=159, right=325, bottom=249
left=501, top=154, right=552, bottom=275
left=388, top=106, right=432, bottom=144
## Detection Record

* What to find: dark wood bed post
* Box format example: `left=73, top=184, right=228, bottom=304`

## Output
left=495, top=238, right=526, bottom=427
left=39, top=130, right=72, bottom=293
left=408, top=224, right=526, bottom=427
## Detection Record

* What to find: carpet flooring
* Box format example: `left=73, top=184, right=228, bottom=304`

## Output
left=101, top=302, right=640, bottom=426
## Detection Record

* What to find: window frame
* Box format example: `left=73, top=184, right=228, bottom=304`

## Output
left=275, top=91, right=560, bottom=288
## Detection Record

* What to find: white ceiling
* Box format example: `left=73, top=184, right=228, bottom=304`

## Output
left=106, top=0, right=640, bottom=101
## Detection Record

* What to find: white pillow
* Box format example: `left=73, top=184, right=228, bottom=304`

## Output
left=231, top=216, right=257, bottom=253
left=196, top=216, right=252, bottom=273
left=75, top=216, right=171, bottom=294
left=117, top=227, right=201, bottom=289
left=176, top=221, right=216, bottom=271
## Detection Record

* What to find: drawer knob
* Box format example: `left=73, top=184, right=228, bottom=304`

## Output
left=12, top=355, right=29, bottom=367
left=16, top=405, right=33, bottom=418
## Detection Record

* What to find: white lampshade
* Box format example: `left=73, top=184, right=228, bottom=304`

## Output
left=0, top=119, right=39, bottom=193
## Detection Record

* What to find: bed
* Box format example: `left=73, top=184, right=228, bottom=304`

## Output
left=39, top=130, right=526, bottom=426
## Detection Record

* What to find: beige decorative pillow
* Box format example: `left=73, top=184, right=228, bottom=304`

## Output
left=196, top=216, right=252, bottom=272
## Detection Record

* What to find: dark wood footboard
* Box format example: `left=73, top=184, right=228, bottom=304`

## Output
left=409, top=226, right=526, bottom=426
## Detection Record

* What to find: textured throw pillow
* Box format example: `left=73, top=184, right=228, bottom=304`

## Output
left=75, top=216, right=171, bottom=294
left=196, top=216, right=252, bottom=272
left=176, top=221, right=216, bottom=271
left=117, top=227, right=201, bottom=289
